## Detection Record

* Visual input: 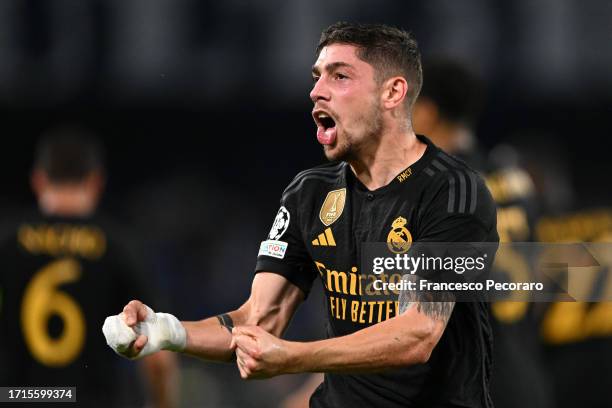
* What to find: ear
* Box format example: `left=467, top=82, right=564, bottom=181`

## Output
left=381, top=76, right=408, bottom=110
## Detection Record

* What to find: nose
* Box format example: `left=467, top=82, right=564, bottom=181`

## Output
left=310, top=77, right=330, bottom=103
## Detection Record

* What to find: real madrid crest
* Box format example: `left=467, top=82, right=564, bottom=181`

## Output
left=319, top=188, right=346, bottom=226
left=387, top=216, right=412, bottom=254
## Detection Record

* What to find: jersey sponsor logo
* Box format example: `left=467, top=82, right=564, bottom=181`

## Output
left=312, top=228, right=336, bottom=247
left=387, top=216, right=412, bottom=254
left=268, top=206, right=290, bottom=240
left=319, top=188, right=346, bottom=226
left=258, top=240, right=288, bottom=259
left=314, top=261, right=400, bottom=324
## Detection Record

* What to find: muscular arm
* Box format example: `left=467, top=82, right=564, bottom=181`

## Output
left=288, top=292, right=454, bottom=373
left=178, top=272, right=304, bottom=362
left=233, top=277, right=454, bottom=377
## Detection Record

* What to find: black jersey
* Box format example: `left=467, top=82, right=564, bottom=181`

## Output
left=256, top=135, right=499, bottom=408
left=0, top=211, right=155, bottom=407
left=536, top=209, right=612, bottom=408
left=452, top=143, right=553, bottom=408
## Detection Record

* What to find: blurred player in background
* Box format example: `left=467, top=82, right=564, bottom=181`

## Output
left=412, top=60, right=486, bottom=170
left=536, top=204, right=612, bottom=407
left=0, top=128, right=179, bottom=407
left=413, top=59, right=552, bottom=408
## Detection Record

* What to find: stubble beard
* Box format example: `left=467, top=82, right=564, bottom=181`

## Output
left=323, top=99, right=383, bottom=163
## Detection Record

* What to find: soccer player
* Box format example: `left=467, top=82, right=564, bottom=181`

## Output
left=0, top=129, right=179, bottom=407
left=103, top=22, right=499, bottom=407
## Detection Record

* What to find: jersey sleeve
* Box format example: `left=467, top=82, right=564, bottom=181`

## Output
left=410, top=171, right=499, bottom=291
left=255, top=192, right=316, bottom=297
left=418, top=170, right=499, bottom=243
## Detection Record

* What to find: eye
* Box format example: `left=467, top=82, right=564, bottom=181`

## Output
left=312, top=75, right=320, bottom=83
left=335, top=73, right=348, bottom=80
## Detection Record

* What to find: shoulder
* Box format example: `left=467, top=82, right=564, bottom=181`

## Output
left=420, top=150, right=495, bottom=216
left=412, top=151, right=499, bottom=241
left=281, top=161, right=347, bottom=202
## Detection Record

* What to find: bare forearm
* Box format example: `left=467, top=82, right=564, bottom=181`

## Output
left=181, top=309, right=246, bottom=361
left=179, top=274, right=303, bottom=362
left=288, top=310, right=442, bottom=374
left=230, top=283, right=454, bottom=380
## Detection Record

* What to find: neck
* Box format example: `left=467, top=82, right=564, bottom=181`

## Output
left=348, top=125, right=426, bottom=190
left=38, top=188, right=97, bottom=218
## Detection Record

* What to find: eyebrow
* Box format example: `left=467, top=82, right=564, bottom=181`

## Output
left=311, top=61, right=355, bottom=76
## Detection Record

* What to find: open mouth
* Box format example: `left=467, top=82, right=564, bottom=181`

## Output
left=313, top=110, right=338, bottom=145
left=318, top=113, right=336, bottom=130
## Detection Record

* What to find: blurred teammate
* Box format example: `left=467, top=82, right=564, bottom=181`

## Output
left=103, top=22, right=498, bottom=407
left=413, top=60, right=552, bottom=408
left=0, top=129, right=178, bottom=407
left=537, top=209, right=612, bottom=407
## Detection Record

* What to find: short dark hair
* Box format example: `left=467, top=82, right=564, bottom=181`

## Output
left=34, top=126, right=105, bottom=183
left=419, top=59, right=484, bottom=126
left=316, top=22, right=423, bottom=107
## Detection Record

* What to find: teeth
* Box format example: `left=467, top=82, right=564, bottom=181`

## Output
left=318, top=113, right=329, bottom=119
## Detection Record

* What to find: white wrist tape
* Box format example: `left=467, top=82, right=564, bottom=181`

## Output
left=102, top=305, right=186, bottom=359
left=102, top=313, right=137, bottom=355
left=138, top=305, right=187, bottom=354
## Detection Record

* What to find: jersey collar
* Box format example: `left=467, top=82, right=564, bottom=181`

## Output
left=347, top=134, right=439, bottom=197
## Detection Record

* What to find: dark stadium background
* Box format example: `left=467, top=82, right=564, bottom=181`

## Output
left=0, top=1, right=610, bottom=407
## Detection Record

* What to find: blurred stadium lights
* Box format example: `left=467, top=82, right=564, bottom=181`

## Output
left=0, top=0, right=609, bottom=107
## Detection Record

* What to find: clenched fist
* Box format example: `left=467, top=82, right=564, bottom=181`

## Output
left=102, top=300, right=186, bottom=359
left=230, top=325, right=293, bottom=379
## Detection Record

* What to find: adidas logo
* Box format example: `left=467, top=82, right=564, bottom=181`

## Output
left=312, top=228, right=336, bottom=246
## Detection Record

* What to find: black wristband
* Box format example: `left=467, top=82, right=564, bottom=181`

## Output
left=216, top=314, right=237, bottom=361
left=216, top=313, right=234, bottom=333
